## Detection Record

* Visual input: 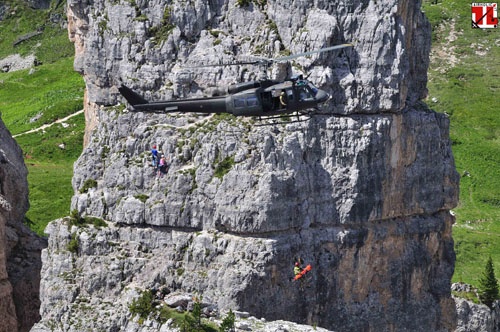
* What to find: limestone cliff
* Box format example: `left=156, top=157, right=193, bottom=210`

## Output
left=33, top=0, right=459, bottom=331
left=454, top=297, right=500, bottom=332
left=0, top=115, right=46, bottom=332
left=452, top=283, right=500, bottom=332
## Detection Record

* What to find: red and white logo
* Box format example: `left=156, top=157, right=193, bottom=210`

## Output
left=472, top=3, right=498, bottom=28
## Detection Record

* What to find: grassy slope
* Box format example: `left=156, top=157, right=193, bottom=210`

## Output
left=0, top=58, right=84, bottom=135
left=0, top=0, right=74, bottom=62
left=17, top=112, right=85, bottom=235
left=422, top=0, right=500, bottom=286
left=0, top=0, right=85, bottom=236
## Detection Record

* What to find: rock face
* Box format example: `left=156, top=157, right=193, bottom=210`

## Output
left=66, top=0, right=430, bottom=143
left=452, top=283, right=500, bottom=332
left=0, top=3, right=9, bottom=22
left=455, top=298, right=500, bottom=332
left=34, top=0, right=459, bottom=331
left=0, top=114, right=46, bottom=332
left=26, top=0, right=50, bottom=10
left=0, top=54, right=37, bottom=73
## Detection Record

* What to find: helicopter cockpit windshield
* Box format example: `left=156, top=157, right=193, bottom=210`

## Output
left=298, top=87, right=313, bottom=101
left=295, top=82, right=314, bottom=102
left=308, top=83, right=319, bottom=96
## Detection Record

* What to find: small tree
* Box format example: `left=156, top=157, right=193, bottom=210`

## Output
left=219, top=310, right=235, bottom=332
left=129, top=289, right=154, bottom=320
left=478, top=256, right=500, bottom=308
left=192, top=300, right=202, bottom=331
left=181, top=315, right=192, bottom=332
left=182, top=298, right=202, bottom=332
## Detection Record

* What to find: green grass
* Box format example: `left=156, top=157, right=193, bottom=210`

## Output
left=0, top=0, right=73, bottom=63
left=452, top=290, right=481, bottom=304
left=13, top=110, right=85, bottom=162
left=422, top=0, right=500, bottom=287
left=0, top=57, right=85, bottom=135
left=25, top=162, right=74, bottom=235
left=13, top=110, right=85, bottom=236
left=0, top=1, right=86, bottom=236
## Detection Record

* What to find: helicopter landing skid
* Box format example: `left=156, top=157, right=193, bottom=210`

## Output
left=254, top=111, right=314, bottom=127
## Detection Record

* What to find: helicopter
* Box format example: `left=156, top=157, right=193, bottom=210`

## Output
left=118, top=44, right=353, bottom=125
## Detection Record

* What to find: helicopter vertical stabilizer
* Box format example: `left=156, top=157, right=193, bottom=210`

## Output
left=118, top=85, right=148, bottom=106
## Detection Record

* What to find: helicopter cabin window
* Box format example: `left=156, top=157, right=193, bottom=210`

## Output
left=298, top=87, right=313, bottom=101
left=286, top=90, right=294, bottom=100
left=246, top=96, right=258, bottom=107
left=234, top=98, right=246, bottom=108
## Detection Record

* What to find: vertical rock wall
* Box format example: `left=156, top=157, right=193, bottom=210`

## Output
left=33, top=0, right=459, bottom=331
left=0, top=207, right=16, bottom=332
left=0, top=114, right=26, bottom=332
left=0, top=115, right=46, bottom=332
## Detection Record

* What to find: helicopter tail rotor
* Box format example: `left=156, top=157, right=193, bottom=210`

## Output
left=118, top=85, right=149, bottom=106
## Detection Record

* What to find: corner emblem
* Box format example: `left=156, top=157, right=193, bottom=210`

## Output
left=472, top=3, right=498, bottom=28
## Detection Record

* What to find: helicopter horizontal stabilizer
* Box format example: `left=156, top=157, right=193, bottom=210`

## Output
left=118, top=85, right=148, bottom=106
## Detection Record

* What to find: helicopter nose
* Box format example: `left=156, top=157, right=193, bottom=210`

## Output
left=316, top=90, right=329, bottom=103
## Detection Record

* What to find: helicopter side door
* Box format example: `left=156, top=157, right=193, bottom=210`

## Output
left=284, top=88, right=296, bottom=111
left=270, top=88, right=296, bottom=112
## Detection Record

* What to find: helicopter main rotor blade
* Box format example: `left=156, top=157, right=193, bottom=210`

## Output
left=185, top=44, right=353, bottom=69
left=185, top=61, right=263, bottom=69
left=270, top=44, right=353, bottom=63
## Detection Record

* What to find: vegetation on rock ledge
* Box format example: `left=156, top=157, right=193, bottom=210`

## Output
left=79, top=179, right=98, bottom=193
left=214, top=156, right=235, bottom=180
left=129, top=290, right=218, bottom=331
left=68, top=209, right=107, bottom=229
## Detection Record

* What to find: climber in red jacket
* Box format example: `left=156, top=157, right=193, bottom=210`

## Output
left=293, top=259, right=312, bottom=290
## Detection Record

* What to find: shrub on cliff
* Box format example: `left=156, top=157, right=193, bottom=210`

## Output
left=236, top=0, right=251, bottom=6
left=68, top=209, right=107, bottom=229
left=67, top=233, right=78, bottom=254
left=79, top=179, right=97, bottom=193
left=148, top=5, right=174, bottom=45
left=478, top=256, right=500, bottom=308
left=129, top=289, right=154, bottom=322
left=213, top=156, right=234, bottom=179
left=129, top=290, right=218, bottom=330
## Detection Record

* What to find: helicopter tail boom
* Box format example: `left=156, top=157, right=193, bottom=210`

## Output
left=118, top=85, right=149, bottom=106
left=118, top=85, right=229, bottom=114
